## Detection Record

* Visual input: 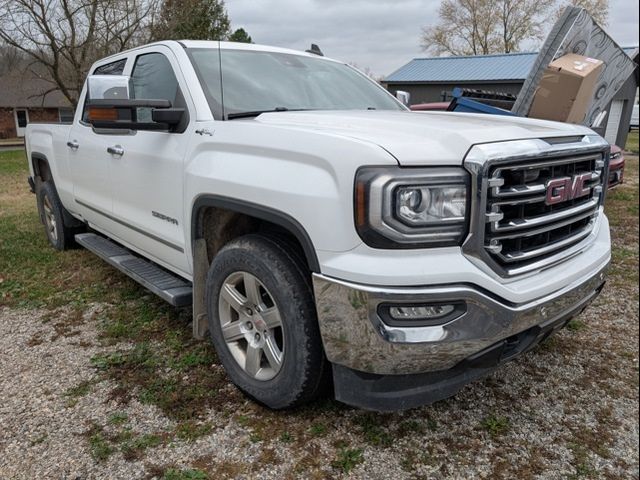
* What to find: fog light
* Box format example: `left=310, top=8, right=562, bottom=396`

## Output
left=389, top=305, right=455, bottom=320
left=379, top=302, right=466, bottom=327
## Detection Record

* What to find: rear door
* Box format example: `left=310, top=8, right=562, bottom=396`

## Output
left=68, top=58, right=128, bottom=229
left=108, top=46, right=193, bottom=275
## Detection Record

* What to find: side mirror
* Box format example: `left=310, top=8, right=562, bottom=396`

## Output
left=85, top=75, right=185, bottom=131
left=395, top=90, right=411, bottom=106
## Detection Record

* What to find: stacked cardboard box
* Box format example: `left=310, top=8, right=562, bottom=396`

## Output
left=528, top=53, right=604, bottom=124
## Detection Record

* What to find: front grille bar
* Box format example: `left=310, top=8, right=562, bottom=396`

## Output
left=489, top=197, right=599, bottom=233
left=488, top=209, right=596, bottom=242
left=495, top=220, right=595, bottom=263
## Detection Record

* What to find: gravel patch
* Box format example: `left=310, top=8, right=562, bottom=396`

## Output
left=0, top=282, right=637, bottom=479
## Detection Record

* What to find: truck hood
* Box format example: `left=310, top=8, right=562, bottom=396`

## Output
left=255, top=110, right=595, bottom=166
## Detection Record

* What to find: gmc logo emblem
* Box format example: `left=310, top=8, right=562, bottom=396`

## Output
left=545, top=173, right=592, bottom=205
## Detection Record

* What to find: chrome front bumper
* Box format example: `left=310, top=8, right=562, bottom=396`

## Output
left=312, top=263, right=608, bottom=376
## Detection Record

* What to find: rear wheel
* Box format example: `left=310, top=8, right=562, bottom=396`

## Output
left=206, top=234, right=328, bottom=409
left=36, top=180, right=81, bottom=250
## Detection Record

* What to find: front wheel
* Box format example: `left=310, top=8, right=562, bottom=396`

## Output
left=205, top=234, right=328, bottom=409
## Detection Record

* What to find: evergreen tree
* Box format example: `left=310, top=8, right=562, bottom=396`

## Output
left=156, top=0, right=231, bottom=40
left=228, top=28, right=252, bottom=43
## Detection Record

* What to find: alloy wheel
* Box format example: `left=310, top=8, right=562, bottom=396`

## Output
left=218, top=271, right=285, bottom=381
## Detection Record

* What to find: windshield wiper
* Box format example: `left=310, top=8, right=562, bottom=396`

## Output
left=227, top=107, right=309, bottom=120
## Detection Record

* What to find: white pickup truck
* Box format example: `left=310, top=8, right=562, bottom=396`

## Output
left=25, top=40, right=611, bottom=411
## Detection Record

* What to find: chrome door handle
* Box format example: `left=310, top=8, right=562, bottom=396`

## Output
left=66, top=140, right=79, bottom=150
left=107, top=145, right=124, bottom=156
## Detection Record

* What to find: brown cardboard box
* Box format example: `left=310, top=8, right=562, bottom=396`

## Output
left=528, top=53, right=604, bottom=124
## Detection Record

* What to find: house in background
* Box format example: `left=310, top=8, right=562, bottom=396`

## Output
left=0, top=75, right=73, bottom=139
left=383, top=47, right=639, bottom=148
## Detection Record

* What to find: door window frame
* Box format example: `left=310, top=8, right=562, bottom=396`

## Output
left=77, top=46, right=194, bottom=135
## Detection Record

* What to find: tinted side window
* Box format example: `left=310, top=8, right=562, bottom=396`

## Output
left=131, top=53, right=178, bottom=103
left=93, top=59, right=126, bottom=75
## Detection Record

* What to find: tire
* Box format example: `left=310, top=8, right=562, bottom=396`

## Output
left=205, top=233, right=328, bottom=409
left=36, top=180, right=81, bottom=251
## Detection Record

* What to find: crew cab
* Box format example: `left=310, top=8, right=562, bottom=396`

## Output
left=25, top=41, right=611, bottom=411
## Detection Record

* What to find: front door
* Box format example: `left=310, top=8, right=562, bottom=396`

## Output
left=108, top=49, right=192, bottom=275
left=14, top=109, right=28, bottom=137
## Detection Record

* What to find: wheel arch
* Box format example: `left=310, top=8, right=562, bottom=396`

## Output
left=191, top=194, right=320, bottom=273
left=190, top=194, right=321, bottom=340
left=31, top=152, right=53, bottom=183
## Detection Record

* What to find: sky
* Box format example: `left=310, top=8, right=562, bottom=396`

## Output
left=225, top=0, right=639, bottom=78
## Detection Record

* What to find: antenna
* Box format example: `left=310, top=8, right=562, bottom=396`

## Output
left=218, top=40, right=225, bottom=120
left=306, top=44, right=324, bottom=56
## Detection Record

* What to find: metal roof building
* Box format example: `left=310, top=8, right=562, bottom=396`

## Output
left=385, top=52, right=539, bottom=83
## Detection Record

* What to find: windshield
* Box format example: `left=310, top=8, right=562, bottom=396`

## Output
left=188, top=48, right=405, bottom=119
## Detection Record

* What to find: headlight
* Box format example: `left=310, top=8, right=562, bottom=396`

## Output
left=355, top=167, right=469, bottom=248
left=396, top=185, right=466, bottom=225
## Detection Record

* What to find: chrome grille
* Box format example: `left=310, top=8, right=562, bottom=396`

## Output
left=463, top=136, right=609, bottom=277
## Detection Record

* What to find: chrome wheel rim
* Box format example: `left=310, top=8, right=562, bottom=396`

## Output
left=218, top=271, right=284, bottom=381
left=43, top=196, right=57, bottom=242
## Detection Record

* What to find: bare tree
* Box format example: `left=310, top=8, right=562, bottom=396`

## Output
left=348, top=62, right=381, bottom=81
left=500, top=0, right=555, bottom=53
left=0, top=42, right=26, bottom=75
left=555, top=0, right=609, bottom=26
left=421, top=0, right=555, bottom=55
left=0, top=0, right=161, bottom=107
left=421, top=0, right=499, bottom=56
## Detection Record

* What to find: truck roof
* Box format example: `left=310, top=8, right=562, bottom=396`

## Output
left=96, top=40, right=341, bottom=65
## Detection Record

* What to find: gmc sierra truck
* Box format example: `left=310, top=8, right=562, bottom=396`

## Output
left=25, top=41, right=611, bottom=411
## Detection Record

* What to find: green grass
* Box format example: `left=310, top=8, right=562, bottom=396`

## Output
left=605, top=153, right=639, bottom=285
left=0, top=149, right=27, bottom=174
left=63, top=379, right=96, bottom=407
left=0, top=151, right=141, bottom=309
left=332, top=447, right=364, bottom=473
left=625, top=130, right=638, bottom=154
left=481, top=415, right=510, bottom=437
left=309, top=423, right=327, bottom=436
left=175, top=421, right=213, bottom=441
left=354, top=413, right=393, bottom=447
left=120, top=432, right=164, bottom=460
left=398, top=419, right=425, bottom=435
left=89, top=336, right=225, bottom=421
left=566, top=319, right=587, bottom=332
left=107, top=412, right=129, bottom=425
left=163, top=469, right=209, bottom=480
left=567, top=443, right=597, bottom=479
left=86, top=424, right=115, bottom=462
left=85, top=420, right=168, bottom=463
